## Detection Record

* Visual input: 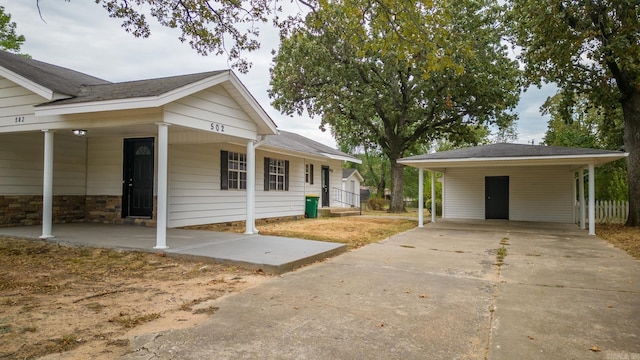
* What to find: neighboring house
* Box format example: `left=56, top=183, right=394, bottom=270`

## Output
left=339, top=168, right=363, bottom=208
left=398, top=143, right=627, bottom=235
left=0, top=50, right=359, bottom=248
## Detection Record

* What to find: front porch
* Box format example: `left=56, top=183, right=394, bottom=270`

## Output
left=0, top=223, right=346, bottom=274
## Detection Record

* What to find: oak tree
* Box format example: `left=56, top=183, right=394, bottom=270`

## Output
left=269, top=0, right=521, bottom=212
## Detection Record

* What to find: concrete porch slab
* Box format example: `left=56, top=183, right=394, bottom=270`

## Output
left=0, top=223, right=347, bottom=274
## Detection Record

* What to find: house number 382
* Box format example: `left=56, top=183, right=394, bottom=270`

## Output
left=210, top=122, right=225, bottom=133
left=14, top=116, right=25, bottom=123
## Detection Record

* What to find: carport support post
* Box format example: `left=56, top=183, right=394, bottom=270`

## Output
left=245, top=139, right=255, bottom=234
left=579, top=169, right=586, bottom=230
left=154, top=122, right=169, bottom=249
left=40, top=130, right=54, bottom=239
left=418, top=169, right=424, bottom=227
left=431, top=170, right=436, bottom=223
left=588, top=163, right=595, bottom=235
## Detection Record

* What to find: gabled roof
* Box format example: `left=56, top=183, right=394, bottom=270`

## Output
left=0, top=50, right=110, bottom=99
left=399, top=143, right=628, bottom=170
left=42, top=71, right=226, bottom=105
left=343, top=168, right=364, bottom=181
left=263, top=130, right=361, bottom=163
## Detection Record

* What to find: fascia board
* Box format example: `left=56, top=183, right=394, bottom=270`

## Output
left=0, top=66, right=56, bottom=100
left=257, top=145, right=331, bottom=162
left=227, top=72, right=278, bottom=134
left=320, top=152, right=362, bottom=164
left=398, top=153, right=628, bottom=168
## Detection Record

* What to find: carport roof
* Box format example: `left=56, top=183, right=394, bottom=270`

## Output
left=398, top=143, right=628, bottom=170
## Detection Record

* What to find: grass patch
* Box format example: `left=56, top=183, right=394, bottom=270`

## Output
left=597, top=224, right=640, bottom=259
left=186, top=217, right=417, bottom=249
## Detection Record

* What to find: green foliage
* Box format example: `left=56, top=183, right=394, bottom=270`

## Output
left=0, top=6, right=26, bottom=53
left=508, top=0, right=640, bottom=225
left=542, top=92, right=628, bottom=201
left=270, top=0, right=521, bottom=211
left=95, top=0, right=282, bottom=73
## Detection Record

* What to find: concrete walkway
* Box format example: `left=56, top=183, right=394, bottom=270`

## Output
left=0, top=223, right=346, bottom=274
left=119, top=220, right=640, bottom=360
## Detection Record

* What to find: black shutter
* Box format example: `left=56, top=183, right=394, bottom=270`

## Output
left=309, top=164, right=314, bottom=185
left=264, top=157, right=270, bottom=191
left=220, top=150, right=228, bottom=190
left=285, top=160, right=290, bottom=191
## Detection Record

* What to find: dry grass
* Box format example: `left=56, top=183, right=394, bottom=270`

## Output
left=186, top=216, right=417, bottom=249
left=597, top=224, right=640, bottom=259
left=0, top=237, right=267, bottom=360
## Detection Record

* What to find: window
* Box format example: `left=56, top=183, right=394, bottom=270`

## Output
left=305, top=163, right=314, bottom=184
left=220, top=150, right=246, bottom=190
left=264, top=157, right=289, bottom=191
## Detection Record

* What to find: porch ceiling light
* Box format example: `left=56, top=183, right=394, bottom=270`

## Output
left=72, top=129, right=87, bottom=136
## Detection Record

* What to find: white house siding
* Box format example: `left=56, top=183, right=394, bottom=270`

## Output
left=0, top=132, right=86, bottom=195
left=443, top=166, right=574, bottom=223
left=163, top=85, right=257, bottom=140
left=255, top=155, right=305, bottom=220
left=86, top=137, right=124, bottom=196
left=167, top=143, right=309, bottom=228
left=0, top=76, right=44, bottom=132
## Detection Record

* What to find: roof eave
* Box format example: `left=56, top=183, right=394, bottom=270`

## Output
left=0, top=66, right=58, bottom=100
left=398, top=153, right=629, bottom=169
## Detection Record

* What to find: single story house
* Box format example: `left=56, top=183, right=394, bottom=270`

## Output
left=339, top=168, right=364, bottom=208
left=398, top=143, right=628, bottom=235
left=0, top=50, right=359, bottom=248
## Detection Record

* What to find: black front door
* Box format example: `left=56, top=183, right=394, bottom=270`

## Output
left=321, top=166, right=330, bottom=207
left=485, top=176, right=509, bottom=219
left=122, top=138, right=154, bottom=218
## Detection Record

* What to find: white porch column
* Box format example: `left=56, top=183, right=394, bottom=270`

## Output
left=154, top=123, right=169, bottom=249
left=245, top=139, right=255, bottom=234
left=579, top=169, right=586, bottom=230
left=431, top=170, right=437, bottom=223
left=418, top=168, right=424, bottom=228
left=40, top=130, right=54, bottom=239
left=588, top=163, right=595, bottom=235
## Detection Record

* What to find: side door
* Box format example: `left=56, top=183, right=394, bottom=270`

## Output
left=485, top=176, right=509, bottom=219
left=321, top=166, right=330, bottom=207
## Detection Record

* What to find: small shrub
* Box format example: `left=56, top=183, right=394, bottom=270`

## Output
left=369, top=197, right=388, bottom=211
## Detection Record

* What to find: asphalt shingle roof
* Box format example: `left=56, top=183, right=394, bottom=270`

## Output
left=401, top=143, right=624, bottom=161
left=0, top=50, right=110, bottom=96
left=46, top=71, right=227, bottom=106
left=264, top=130, right=357, bottom=161
left=343, top=168, right=357, bottom=178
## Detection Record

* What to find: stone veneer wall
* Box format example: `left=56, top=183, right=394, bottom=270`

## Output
left=0, top=195, right=86, bottom=227
left=85, top=195, right=157, bottom=227
left=0, top=195, right=157, bottom=228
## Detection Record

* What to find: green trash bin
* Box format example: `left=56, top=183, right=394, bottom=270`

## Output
left=305, top=195, right=319, bottom=218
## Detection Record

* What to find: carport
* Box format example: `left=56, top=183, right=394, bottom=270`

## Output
left=398, top=143, right=628, bottom=235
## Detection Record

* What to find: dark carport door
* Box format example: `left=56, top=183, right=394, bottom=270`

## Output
left=122, top=138, right=154, bottom=218
left=321, top=166, right=330, bottom=207
left=485, top=176, right=509, bottom=219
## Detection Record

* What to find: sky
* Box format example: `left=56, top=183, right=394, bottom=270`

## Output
left=4, top=1, right=555, bottom=148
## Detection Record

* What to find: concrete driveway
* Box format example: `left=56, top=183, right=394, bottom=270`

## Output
left=123, top=220, right=640, bottom=360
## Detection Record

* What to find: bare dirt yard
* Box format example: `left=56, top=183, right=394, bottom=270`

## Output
left=0, top=236, right=269, bottom=360
left=0, top=216, right=416, bottom=359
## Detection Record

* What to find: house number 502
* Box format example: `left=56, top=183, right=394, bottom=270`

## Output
left=210, top=122, right=225, bottom=133
left=15, top=116, right=25, bottom=123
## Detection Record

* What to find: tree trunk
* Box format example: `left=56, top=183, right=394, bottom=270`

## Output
left=623, top=90, right=640, bottom=227
left=388, top=158, right=406, bottom=213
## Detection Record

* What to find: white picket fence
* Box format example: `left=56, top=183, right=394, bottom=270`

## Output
left=575, top=200, right=629, bottom=224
